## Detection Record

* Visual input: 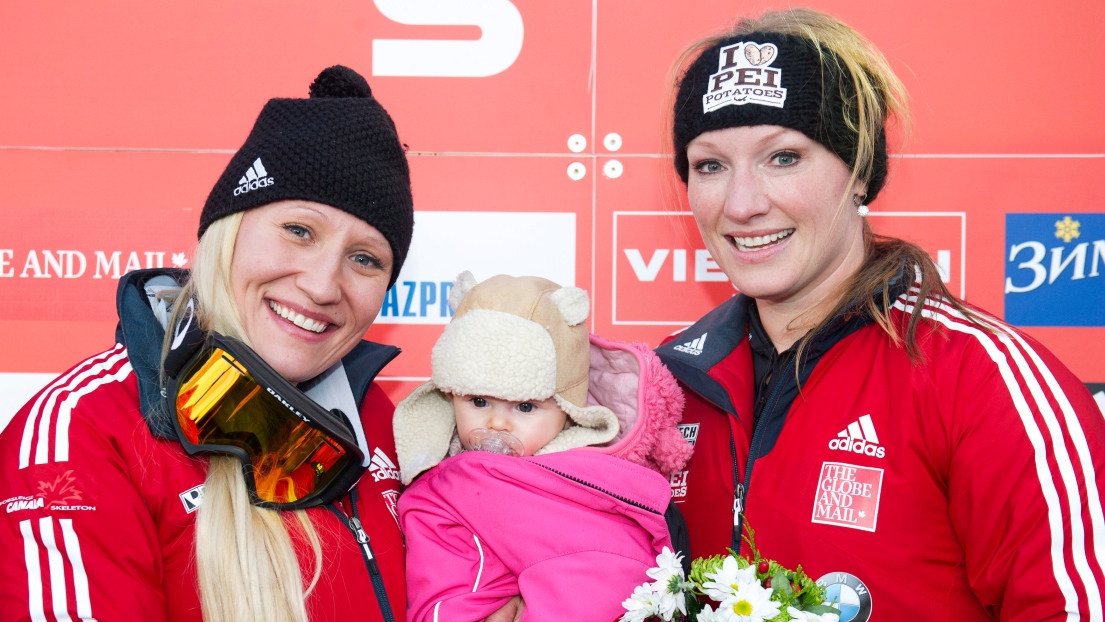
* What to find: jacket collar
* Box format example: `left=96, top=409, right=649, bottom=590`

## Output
left=656, top=264, right=911, bottom=415
left=655, top=295, right=753, bottom=418
left=114, top=268, right=399, bottom=442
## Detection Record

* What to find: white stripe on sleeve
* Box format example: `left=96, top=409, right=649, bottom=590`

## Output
left=59, top=519, right=96, bottom=621
left=38, top=516, right=73, bottom=622
left=915, top=295, right=1102, bottom=619
left=54, top=362, right=133, bottom=463
left=895, top=297, right=1080, bottom=620
left=20, top=519, right=48, bottom=622
left=19, top=346, right=122, bottom=469
left=41, top=351, right=129, bottom=465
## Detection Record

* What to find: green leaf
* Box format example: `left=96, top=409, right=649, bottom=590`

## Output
left=741, top=521, right=760, bottom=561
left=771, top=570, right=794, bottom=600
left=684, top=593, right=704, bottom=620
left=802, top=604, right=842, bottom=615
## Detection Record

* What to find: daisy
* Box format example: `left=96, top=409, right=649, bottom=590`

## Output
left=646, top=547, right=688, bottom=618
left=696, top=603, right=722, bottom=622
left=701, top=556, right=757, bottom=603
left=718, top=579, right=780, bottom=622
left=786, top=606, right=840, bottom=622
left=620, top=582, right=662, bottom=622
left=647, top=546, right=685, bottom=587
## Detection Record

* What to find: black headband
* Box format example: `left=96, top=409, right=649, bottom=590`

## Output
left=673, top=32, right=887, bottom=203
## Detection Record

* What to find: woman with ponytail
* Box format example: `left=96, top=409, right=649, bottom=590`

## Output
left=0, top=65, right=412, bottom=621
left=658, top=8, right=1105, bottom=619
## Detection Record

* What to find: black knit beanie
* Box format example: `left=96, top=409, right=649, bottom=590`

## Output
left=200, top=65, right=414, bottom=286
left=673, top=32, right=888, bottom=203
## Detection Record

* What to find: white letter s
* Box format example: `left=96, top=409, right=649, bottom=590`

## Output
left=372, top=0, right=524, bottom=77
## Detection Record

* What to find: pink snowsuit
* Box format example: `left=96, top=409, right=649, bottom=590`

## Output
left=396, top=336, right=693, bottom=622
left=400, top=451, right=672, bottom=621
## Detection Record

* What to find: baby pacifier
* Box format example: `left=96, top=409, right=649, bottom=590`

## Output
left=468, top=429, right=524, bottom=457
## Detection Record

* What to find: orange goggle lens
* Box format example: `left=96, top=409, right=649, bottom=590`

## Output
left=174, top=348, right=351, bottom=505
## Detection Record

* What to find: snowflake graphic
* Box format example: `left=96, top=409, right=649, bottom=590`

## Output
left=858, top=511, right=867, bottom=518
left=1054, top=216, right=1081, bottom=243
left=172, top=252, right=188, bottom=267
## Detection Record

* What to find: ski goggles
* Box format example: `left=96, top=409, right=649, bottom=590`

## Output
left=164, top=329, right=365, bottom=510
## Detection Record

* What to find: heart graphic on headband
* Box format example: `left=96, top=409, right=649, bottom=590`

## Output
left=744, top=43, right=777, bottom=66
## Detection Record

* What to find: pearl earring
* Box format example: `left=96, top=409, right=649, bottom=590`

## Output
left=853, top=193, right=869, bottom=217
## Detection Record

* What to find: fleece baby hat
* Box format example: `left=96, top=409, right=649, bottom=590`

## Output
left=393, top=272, right=621, bottom=484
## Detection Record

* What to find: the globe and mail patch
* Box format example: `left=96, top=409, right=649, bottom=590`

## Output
left=811, top=462, right=883, bottom=532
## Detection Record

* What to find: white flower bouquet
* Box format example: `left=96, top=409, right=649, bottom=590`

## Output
left=621, top=528, right=840, bottom=622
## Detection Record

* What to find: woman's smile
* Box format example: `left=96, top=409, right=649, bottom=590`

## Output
left=687, top=125, right=866, bottom=308
left=267, top=299, right=333, bottom=334
left=727, top=228, right=795, bottom=253
left=230, top=200, right=393, bottom=384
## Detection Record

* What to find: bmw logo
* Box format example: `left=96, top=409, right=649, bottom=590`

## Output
left=816, top=572, right=872, bottom=622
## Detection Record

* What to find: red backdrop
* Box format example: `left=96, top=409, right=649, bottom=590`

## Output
left=1, top=0, right=1102, bottom=424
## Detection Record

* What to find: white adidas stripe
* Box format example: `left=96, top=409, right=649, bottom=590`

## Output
left=20, top=518, right=96, bottom=622
left=839, top=415, right=880, bottom=444
left=239, top=158, right=268, bottom=184
left=906, top=292, right=1102, bottom=619
left=858, top=414, right=879, bottom=444
left=371, top=449, right=397, bottom=471
left=19, top=346, right=124, bottom=469
left=29, top=349, right=130, bottom=468
left=40, top=516, right=72, bottom=622
left=59, top=519, right=95, bottom=621
left=53, top=362, right=133, bottom=463
left=20, top=520, right=47, bottom=622
left=896, top=293, right=1098, bottom=619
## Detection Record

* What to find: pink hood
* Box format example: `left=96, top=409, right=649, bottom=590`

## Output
left=579, top=334, right=693, bottom=476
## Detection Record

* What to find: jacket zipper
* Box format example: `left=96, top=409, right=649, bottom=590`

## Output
left=733, top=351, right=794, bottom=553
left=325, top=490, right=396, bottom=622
left=533, top=463, right=662, bottom=514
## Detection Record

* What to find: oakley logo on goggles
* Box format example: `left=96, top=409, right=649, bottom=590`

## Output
left=163, top=318, right=365, bottom=510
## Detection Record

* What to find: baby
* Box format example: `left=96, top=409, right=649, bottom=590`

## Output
left=394, top=272, right=693, bottom=621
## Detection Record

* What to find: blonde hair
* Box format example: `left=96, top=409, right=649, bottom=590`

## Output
left=668, top=7, right=978, bottom=359
left=162, top=213, right=322, bottom=622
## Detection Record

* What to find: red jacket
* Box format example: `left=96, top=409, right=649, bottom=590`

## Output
left=658, top=288, right=1105, bottom=621
left=0, top=270, right=406, bottom=621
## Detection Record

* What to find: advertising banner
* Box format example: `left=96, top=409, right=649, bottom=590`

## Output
left=1, top=0, right=1103, bottom=430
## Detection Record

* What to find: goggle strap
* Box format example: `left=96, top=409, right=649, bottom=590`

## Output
left=163, top=298, right=206, bottom=378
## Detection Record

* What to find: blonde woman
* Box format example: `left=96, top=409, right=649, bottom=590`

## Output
left=0, top=66, right=412, bottom=621
left=658, top=8, right=1105, bottom=620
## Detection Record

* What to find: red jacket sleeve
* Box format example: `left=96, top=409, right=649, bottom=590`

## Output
left=942, top=323, right=1105, bottom=620
left=0, top=349, right=202, bottom=622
